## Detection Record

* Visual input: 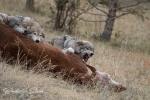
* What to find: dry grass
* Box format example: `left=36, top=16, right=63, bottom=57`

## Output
left=0, top=0, right=150, bottom=100
left=0, top=44, right=150, bottom=100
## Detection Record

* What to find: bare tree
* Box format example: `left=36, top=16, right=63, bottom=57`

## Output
left=101, top=0, right=118, bottom=40
left=53, top=0, right=80, bottom=34
left=26, top=0, right=35, bottom=11
left=52, top=0, right=94, bottom=34
left=87, top=0, right=149, bottom=41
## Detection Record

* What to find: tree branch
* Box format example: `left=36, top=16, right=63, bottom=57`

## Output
left=117, top=1, right=148, bottom=10
left=86, top=12, right=107, bottom=16
left=75, top=6, right=94, bottom=18
left=78, top=17, right=106, bottom=23
left=88, top=0, right=108, bottom=15
left=116, top=12, right=131, bottom=18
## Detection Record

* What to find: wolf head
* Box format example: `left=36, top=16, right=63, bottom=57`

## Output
left=75, top=40, right=94, bottom=62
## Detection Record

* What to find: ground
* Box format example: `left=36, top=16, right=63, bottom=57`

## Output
left=0, top=0, right=150, bottom=100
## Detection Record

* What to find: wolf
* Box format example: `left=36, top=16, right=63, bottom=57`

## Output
left=7, top=15, right=45, bottom=43
left=51, top=35, right=94, bottom=62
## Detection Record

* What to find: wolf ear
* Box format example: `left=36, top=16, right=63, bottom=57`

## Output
left=63, top=35, right=70, bottom=40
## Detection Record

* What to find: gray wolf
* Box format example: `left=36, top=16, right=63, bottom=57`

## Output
left=7, top=15, right=45, bottom=43
left=0, top=13, right=45, bottom=43
left=51, top=35, right=94, bottom=62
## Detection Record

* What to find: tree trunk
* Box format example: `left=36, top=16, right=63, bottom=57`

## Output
left=54, top=0, right=79, bottom=34
left=54, top=0, right=68, bottom=30
left=101, top=0, right=118, bottom=41
left=26, top=0, right=35, bottom=11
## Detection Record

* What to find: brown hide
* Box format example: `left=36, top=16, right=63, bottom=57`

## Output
left=0, top=24, right=95, bottom=84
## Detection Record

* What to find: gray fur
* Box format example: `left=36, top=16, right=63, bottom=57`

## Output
left=51, top=35, right=94, bottom=62
left=0, top=13, right=45, bottom=43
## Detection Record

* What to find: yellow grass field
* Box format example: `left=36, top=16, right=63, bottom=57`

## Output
left=0, top=0, right=150, bottom=100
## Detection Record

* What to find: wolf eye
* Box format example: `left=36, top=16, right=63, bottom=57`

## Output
left=40, top=34, right=45, bottom=38
left=33, top=32, right=37, bottom=35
